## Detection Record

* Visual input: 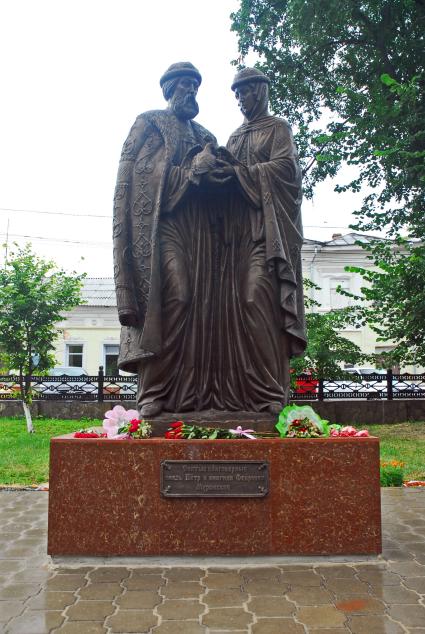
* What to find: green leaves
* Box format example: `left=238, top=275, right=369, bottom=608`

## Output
left=231, top=0, right=425, bottom=238
left=380, top=73, right=398, bottom=88
left=290, top=304, right=367, bottom=380
left=315, top=153, right=341, bottom=162
left=0, top=244, right=85, bottom=402
left=372, top=148, right=398, bottom=157
left=342, top=241, right=425, bottom=366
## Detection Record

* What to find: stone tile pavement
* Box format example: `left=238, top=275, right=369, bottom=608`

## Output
left=0, top=488, right=424, bottom=633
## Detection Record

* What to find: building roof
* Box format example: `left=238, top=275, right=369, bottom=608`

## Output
left=304, top=232, right=386, bottom=247
left=81, top=278, right=116, bottom=306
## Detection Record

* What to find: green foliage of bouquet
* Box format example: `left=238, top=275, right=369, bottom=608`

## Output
left=276, top=405, right=330, bottom=438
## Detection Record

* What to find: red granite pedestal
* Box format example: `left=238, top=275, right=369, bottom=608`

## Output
left=48, top=437, right=381, bottom=556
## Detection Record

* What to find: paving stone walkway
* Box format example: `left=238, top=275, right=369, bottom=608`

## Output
left=0, top=488, right=424, bottom=633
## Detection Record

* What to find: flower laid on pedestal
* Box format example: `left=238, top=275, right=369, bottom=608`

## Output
left=276, top=405, right=329, bottom=438
left=330, top=426, right=370, bottom=438
left=164, top=421, right=257, bottom=439
left=229, top=425, right=256, bottom=439
left=73, top=404, right=369, bottom=441
left=103, top=404, right=140, bottom=438
left=275, top=404, right=369, bottom=439
left=73, top=405, right=152, bottom=439
left=74, top=430, right=106, bottom=438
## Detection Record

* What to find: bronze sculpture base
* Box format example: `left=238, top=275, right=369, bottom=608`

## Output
left=142, top=410, right=278, bottom=436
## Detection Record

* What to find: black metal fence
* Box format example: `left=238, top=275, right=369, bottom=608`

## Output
left=0, top=367, right=424, bottom=402
left=293, top=370, right=425, bottom=400
left=0, top=366, right=137, bottom=402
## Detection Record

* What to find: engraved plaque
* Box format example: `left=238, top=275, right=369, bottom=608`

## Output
left=160, top=460, right=269, bottom=498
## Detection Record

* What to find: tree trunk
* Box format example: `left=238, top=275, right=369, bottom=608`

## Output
left=22, top=401, right=34, bottom=433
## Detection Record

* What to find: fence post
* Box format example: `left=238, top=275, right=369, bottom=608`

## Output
left=98, top=365, right=104, bottom=403
left=318, top=378, right=324, bottom=402
left=387, top=368, right=393, bottom=400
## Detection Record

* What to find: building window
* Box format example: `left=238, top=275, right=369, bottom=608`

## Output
left=104, top=344, right=119, bottom=376
left=66, top=344, right=83, bottom=368
left=330, top=278, right=350, bottom=309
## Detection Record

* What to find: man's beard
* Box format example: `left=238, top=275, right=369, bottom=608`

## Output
left=170, top=94, right=199, bottom=120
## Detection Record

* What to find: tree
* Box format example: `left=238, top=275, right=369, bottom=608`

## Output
left=231, top=1, right=425, bottom=359
left=0, top=244, right=85, bottom=432
left=291, top=280, right=366, bottom=380
left=231, top=0, right=424, bottom=232
left=342, top=238, right=425, bottom=367
left=0, top=347, right=7, bottom=373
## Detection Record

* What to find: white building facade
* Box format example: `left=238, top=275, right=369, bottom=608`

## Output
left=55, top=279, right=121, bottom=376
left=301, top=232, right=397, bottom=366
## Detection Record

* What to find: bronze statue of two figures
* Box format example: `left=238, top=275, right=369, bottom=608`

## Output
left=113, top=62, right=306, bottom=418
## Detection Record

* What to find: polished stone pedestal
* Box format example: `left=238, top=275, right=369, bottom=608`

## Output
left=48, top=437, right=381, bottom=556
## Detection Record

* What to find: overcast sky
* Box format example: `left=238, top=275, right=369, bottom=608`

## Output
left=0, top=0, right=365, bottom=277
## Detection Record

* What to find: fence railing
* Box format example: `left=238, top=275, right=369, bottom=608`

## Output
left=0, top=366, right=137, bottom=402
left=0, top=367, right=424, bottom=402
left=293, top=370, right=425, bottom=401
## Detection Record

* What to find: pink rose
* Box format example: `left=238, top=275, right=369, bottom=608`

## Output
left=340, top=426, right=357, bottom=436
left=103, top=405, right=139, bottom=438
left=355, top=430, right=369, bottom=437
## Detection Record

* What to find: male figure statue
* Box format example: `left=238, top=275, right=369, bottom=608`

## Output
left=113, top=62, right=218, bottom=417
left=207, top=67, right=307, bottom=413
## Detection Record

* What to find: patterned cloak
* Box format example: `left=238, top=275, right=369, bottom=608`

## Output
left=113, top=109, right=216, bottom=373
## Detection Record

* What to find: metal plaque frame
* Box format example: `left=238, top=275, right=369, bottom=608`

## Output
left=160, top=460, right=269, bottom=498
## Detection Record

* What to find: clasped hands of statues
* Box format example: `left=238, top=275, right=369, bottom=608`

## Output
left=192, top=142, right=237, bottom=187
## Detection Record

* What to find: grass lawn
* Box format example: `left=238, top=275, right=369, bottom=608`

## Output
left=364, top=422, right=425, bottom=481
left=0, top=417, right=89, bottom=485
left=0, top=417, right=424, bottom=485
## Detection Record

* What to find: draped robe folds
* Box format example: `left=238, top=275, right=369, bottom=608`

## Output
left=113, top=109, right=220, bottom=411
left=215, top=114, right=307, bottom=410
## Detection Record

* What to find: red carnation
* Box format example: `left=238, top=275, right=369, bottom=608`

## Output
left=74, top=432, right=100, bottom=438
left=129, top=419, right=141, bottom=433
left=165, top=422, right=184, bottom=439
